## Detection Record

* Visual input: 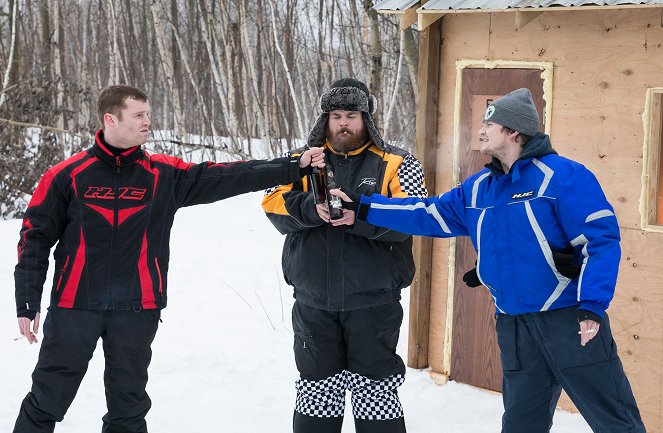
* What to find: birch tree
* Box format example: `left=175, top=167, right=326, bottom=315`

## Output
left=0, top=0, right=18, bottom=109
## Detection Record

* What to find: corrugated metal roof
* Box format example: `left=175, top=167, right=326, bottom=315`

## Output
left=373, top=0, right=420, bottom=11
left=420, top=0, right=663, bottom=11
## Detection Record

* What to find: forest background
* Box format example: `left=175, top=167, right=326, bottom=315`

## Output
left=0, top=0, right=419, bottom=218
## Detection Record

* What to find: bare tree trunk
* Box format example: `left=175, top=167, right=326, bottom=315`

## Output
left=267, top=0, right=305, bottom=140
left=362, top=0, right=381, bottom=125
left=196, top=0, right=241, bottom=151
left=217, top=2, right=243, bottom=151
left=104, top=0, right=119, bottom=84
left=0, top=0, right=19, bottom=109
left=150, top=0, right=185, bottom=145
left=38, top=0, right=51, bottom=83
left=167, top=13, right=220, bottom=141
left=383, top=30, right=404, bottom=142
left=403, top=27, right=418, bottom=106
left=239, top=0, right=270, bottom=153
left=327, top=1, right=335, bottom=79
left=52, top=0, right=65, bottom=129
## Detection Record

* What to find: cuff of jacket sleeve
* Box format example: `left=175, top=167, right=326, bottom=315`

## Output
left=357, top=200, right=371, bottom=222
left=289, top=156, right=303, bottom=181
left=17, top=310, right=38, bottom=320
left=17, top=303, right=41, bottom=319
left=577, top=300, right=606, bottom=320
left=576, top=309, right=603, bottom=324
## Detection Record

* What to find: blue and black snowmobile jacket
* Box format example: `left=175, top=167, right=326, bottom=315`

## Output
left=357, top=132, right=620, bottom=318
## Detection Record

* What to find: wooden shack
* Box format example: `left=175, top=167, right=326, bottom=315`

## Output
left=376, top=1, right=663, bottom=430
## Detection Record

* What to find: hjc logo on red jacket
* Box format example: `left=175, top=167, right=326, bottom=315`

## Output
left=84, top=186, right=147, bottom=201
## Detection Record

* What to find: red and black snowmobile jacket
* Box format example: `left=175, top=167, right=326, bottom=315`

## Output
left=15, top=130, right=303, bottom=316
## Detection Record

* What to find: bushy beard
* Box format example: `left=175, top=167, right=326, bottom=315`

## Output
left=327, top=126, right=368, bottom=153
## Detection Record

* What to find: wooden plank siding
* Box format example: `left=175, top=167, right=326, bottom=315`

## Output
left=408, top=18, right=443, bottom=369
left=424, top=8, right=663, bottom=431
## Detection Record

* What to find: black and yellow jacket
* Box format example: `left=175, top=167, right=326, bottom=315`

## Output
left=262, top=141, right=427, bottom=311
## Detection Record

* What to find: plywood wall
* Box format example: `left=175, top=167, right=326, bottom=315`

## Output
left=428, top=8, right=663, bottom=431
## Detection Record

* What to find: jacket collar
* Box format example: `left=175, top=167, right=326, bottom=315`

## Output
left=485, top=132, right=557, bottom=178
left=92, top=129, right=144, bottom=167
left=324, top=140, right=373, bottom=157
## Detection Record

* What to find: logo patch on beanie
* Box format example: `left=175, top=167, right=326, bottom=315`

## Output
left=484, top=105, right=495, bottom=120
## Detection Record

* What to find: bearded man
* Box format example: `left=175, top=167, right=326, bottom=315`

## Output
left=262, top=78, right=427, bottom=433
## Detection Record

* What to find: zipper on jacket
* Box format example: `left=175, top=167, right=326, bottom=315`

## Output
left=55, top=255, right=70, bottom=292
left=338, top=157, right=348, bottom=310
left=108, top=162, right=121, bottom=309
left=154, top=257, right=163, bottom=297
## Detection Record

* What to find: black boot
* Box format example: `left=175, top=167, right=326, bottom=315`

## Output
left=293, top=411, right=343, bottom=433
left=354, top=417, right=406, bottom=433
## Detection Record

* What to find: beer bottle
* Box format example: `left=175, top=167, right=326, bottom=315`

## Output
left=326, top=169, right=344, bottom=220
left=309, top=166, right=328, bottom=205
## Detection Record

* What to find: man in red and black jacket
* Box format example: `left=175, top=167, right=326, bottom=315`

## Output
left=13, top=84, right=323, bottom=433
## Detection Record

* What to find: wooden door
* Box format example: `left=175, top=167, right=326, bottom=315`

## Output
left=450, top=68, right=546, bottom=391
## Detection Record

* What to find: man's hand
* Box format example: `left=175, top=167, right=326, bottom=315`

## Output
left=316, top=202, right=331, bottom=223
left=315, top=200, right=355, bottom=226
left=578, top=319, right=600, bottom=347
left=299, top=147, right=325, bottom=169
left=329, top=188, right=359, bottom=210
left=17, top=312, right=41, bottom=344
left=330, top=209, right=356, bottom=226
left=327, top=188, right=358, bottom=226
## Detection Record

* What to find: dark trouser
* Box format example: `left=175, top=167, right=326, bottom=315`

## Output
left=496, top=307, right=646, bottom=433
left=292, top=301, right=406, bottom=433
left=14, top=307, right=160, bottom=433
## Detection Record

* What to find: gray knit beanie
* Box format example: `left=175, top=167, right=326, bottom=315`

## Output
left=483, top=88, right=540, bottom=136
left=307, top=78, right=384, bottom=149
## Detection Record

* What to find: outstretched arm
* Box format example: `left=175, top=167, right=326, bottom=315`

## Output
left=331, top=152, right=430, bottom=242
left=331, top=186, right=470, bottom=239
left=262, top=149, right=328, bottom=234
left=172, top=147, right=325, bottom=208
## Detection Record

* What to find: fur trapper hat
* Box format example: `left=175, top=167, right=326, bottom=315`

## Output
left=306, top=78, right=384, bottom=149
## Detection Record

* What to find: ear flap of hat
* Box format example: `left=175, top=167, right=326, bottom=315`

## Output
left=307, top=113, right=329, bottom=147
left=363, top=112, right=384, bottom=149
left=369, top=94, right=377, bottom=114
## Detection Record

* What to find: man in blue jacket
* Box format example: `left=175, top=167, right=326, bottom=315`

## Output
left=333, top=88, right=646, bottom=432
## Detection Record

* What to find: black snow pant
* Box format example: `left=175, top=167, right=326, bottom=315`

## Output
left=496, top=306, right=646, bottom=433
left=292, top=300, right=406, bottom=433
left=14, top=307, right=160, bottom=433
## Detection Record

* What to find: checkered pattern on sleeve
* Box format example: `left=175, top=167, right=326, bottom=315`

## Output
left=347, top=371, right=405, bottom=420
left=264, top=151, right=292, bottom=196
left=294, top=371, right=348, bottom=418
left=397, top=153, right=427, bottom=198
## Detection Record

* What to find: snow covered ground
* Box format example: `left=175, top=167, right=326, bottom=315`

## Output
left=0, top=192, right=593, bottom=432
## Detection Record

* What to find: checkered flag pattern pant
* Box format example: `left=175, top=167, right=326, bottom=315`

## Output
left=348, top=371, right=405, bottom=420
left=295, top=371, right=348, bottom=418
left=295, top=370, right=405, bottom=420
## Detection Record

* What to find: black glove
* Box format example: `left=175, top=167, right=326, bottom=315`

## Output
left=338, top=187, right=361, bottom=212
left=462, top=247, right=581, bottom=289
left=576, top=309, right=603, bottom=324
left=552, top=248, right=581, bottom=279
left=462, top=267, right=482, bottom=288
left=18, top=310, right=38, bottom=321
left=299, top=165, right=313, bottom=177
